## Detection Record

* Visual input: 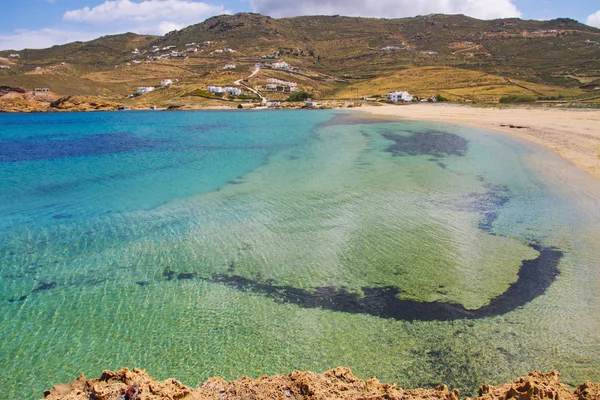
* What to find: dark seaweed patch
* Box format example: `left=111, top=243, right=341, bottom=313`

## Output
left=52, top=214, right=73, bottom=220
left=208, top=243, right=561, bottom=321
left=32, top=281, right=57, bottom=292
left=383, top=130, right=468, bottom=158
left=0, top=132, right=162, bottom=162
left=162, top=268, right=175, bottom=281
left=177, top=272, right=196, bottom=280
left=461, top=184, right=511, bottom=234
left=8, top=295, right=28, bottom=303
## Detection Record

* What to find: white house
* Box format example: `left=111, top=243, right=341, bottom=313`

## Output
left=306, top=101, right=318, bottom=108
left=208, top=86, right=225, bottom=94
left=185, top=42, right=196, bottom=47
left=0, top=66, right=10, bottom=70
left=161, top=79, right=172, bottom=86
left=223, top=64, right=236, bottom=70
left=9, top=54, right=19, bottom=58
left=381, top=46, right=400, bottom=51
left=224, top=48, right=237, bottom=53
left=271, top=62, right=289, bottom=70
left=267, top=101, right=280, bottom=108
left=137, top=87, right=154, bottom=95
left=34, top=88, right=50, bottom=94
left=132, top=48, right=140, bottom=55
left=214, top=49, right=224, bottom=53
left=224, top=87, right=242, bottom=96
left=387, top=91, right=413, bottom=103
left=265, top=84, right=278, bottom=91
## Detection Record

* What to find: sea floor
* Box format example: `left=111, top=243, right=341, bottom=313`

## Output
left=0, top=110, right=598, bottom=399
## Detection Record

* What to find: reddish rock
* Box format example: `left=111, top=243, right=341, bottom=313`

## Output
left=43, top=368, right=598, bottom=400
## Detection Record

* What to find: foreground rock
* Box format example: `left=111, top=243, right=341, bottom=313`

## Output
left=43, top=368, right=599, bottom=400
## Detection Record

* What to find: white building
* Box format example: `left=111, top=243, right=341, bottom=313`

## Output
left=224, top=48, right=237, bottom=53
left=272, top=62, right=289, bottom=70
left=265, top=84, right=278, bottom=91
left=132, top=48, right=140, bottom=54
left=137, top=87, right=154, bottom=95
left=224, top=87, right=242, bottom=96
left=161, top=79, right=172, bottom=86
left=185, top=42, right=196, bottom=47
left=381, top=46, right=400, bottom=51
left=267, top=101, right=280, bottom=107
left=214, top=49, right=223, bottom=53
left=0, top=66, right=10, bottom=70
left=9, top=54, right=19, bottom=58
left=387, top=91, right=413, bottom=103
left=306, top=101, right=318, bottom=108
left=208, top=86, right=225, bottom=94
left=223, top=64, right=236, bottom=70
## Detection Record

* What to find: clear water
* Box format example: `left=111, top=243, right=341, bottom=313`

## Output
left=0, top=110, right=599, bottom=399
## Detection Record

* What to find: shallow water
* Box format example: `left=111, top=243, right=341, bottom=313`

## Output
left=0, top=110, right=599, bottom=399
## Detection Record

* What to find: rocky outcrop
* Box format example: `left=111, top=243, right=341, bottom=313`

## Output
left=42, top=368, right=599, bottom=400
left=49, top=96, right=120, bottom=111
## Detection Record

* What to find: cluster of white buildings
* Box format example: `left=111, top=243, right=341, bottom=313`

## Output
left=265, top=78, right=299, bottom=93
left=213, top=48, right=237, bottom=54
left=270, top=62, right=289, bottom=70
left=137, top=87, right=154, bottom=95
left=135, top=79, right=172, bottom=95
left=386, top=91, right=413, bottom=103
left=207, top=86, right=242, bottom=96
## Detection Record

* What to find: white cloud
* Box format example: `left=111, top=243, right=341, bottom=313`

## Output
left=0, top=28, right=101, bottom=51
left=586, top=10, right=600, bottom=28
left=250, top=0, right=522, bottom=20
left=63, top=0, right=228, bottom=24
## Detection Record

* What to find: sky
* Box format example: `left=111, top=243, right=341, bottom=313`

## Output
left=1, top=0, right=600, bottom=51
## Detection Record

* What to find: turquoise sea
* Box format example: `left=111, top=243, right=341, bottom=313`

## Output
left=0, top=110, right=599, bottom=399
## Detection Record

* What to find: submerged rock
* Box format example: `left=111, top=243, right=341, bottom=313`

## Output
left=42, top=368, right=599, bottom=400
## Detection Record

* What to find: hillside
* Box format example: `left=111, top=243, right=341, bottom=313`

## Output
left=1, top=13, right=600, bottom=110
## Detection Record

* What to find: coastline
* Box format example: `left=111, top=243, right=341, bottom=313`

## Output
left=43, top=368, right=600, bottom=399
left=359, top=104, right=600, bottom=180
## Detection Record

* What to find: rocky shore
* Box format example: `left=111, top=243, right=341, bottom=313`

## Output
left=43, top=368, right=599, bottom=400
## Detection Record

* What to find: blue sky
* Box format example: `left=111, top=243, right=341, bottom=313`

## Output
left=1, top=0, right=599, bottom=50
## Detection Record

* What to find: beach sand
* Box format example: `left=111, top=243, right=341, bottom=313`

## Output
left=360, top=104, right=600, bottom=180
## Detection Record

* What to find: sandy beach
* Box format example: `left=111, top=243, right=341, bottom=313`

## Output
left=360, top=104, right=600, bottom=180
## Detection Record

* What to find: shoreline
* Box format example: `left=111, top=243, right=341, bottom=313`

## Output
left=358, top=104, right=600, bottom=180
left=44, top=368, right=600, bottom=399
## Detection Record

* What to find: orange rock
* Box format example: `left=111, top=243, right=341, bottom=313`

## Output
left=43, top=368, right=599, bottom=400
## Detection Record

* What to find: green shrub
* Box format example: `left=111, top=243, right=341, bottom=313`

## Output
left=435, top=94, right=448, bottom=102
left=287, top=91, right=312, bottom=101
left=499, top=95, right=536, bottom=103
left=537, top=94, right=564, bottom=101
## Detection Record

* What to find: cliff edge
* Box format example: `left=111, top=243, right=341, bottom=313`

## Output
left=43, top=368, right=600, bottom=400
